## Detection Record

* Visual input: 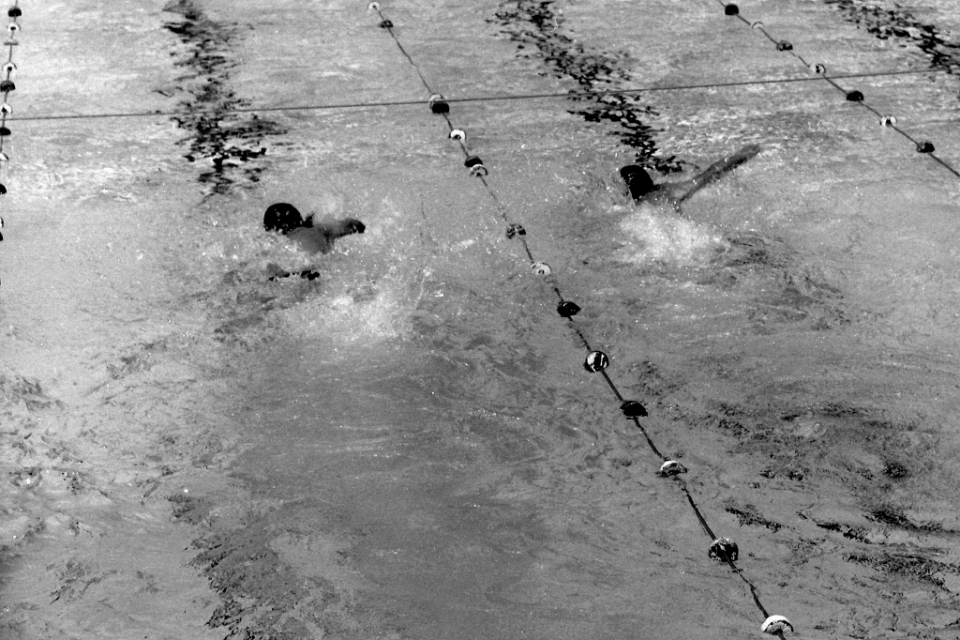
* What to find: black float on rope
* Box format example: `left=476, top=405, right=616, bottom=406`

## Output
left=620, top=400, right=647, bottom=418
left=708, top=537, right=740, bottom=562
left=464, top=155, right=487, bottom=176
left=506, top=223, right=525, bottom=239
left=428, top=93, right=450, bottom=114
left=557, top=300, right=581, bottom=318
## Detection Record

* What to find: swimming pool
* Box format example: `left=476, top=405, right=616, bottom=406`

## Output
left=2, top=1, right=960, bottom=638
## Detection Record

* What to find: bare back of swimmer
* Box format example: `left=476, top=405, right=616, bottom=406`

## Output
left=620, top=144, right=761, bottom=210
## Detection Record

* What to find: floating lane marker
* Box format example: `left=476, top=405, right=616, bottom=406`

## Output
left=0, top=3, right=19, bottom=200
left=0, top=1, right=20, bottom=262
left=371, top=2, right=792, bottom=636
left=762, top=615, right=795, bottom=635
left=1, top=68, right=939, bottom=122
left=717, top=1, right=958, bottom=178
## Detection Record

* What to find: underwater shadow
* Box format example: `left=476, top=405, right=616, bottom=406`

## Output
left=824, top=0, right=960, bottom=78
left=490, top=0, right=687, bottom=175
left=161, top=0, right=286, bottom=198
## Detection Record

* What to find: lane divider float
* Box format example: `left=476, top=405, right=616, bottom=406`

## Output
left=0, top=0, right=21, bottom=280
left=718, top=1, right=959, bottom=178
left=4, top=76, right=941, bottom=122
left=369, top=2, right=792, bottom=636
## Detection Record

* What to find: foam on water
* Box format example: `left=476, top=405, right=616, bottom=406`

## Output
left=190, top=188, right=434, bottom=349
left=288, top=194, right=433, bottom=343
left=614, top=201, right=724, bottom=266
left=277, top=267, right=427, bottom=346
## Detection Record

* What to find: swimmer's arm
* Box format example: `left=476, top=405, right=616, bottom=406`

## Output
left=674, top=143, right=761, bottom=206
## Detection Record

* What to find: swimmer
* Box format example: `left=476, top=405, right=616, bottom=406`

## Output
left=620, top=144, right=761, bottom=211
left=263, top=202, right=365, bottom=255
left=262, top=202, right=365, bottom=281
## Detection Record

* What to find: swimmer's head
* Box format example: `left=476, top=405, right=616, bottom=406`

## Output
left=263, top=202, right=307, bottom=235
left=619, top=165, right=657, bottom=201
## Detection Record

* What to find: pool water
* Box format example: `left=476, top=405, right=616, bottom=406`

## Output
left=3, top=1, right=960, bottom=639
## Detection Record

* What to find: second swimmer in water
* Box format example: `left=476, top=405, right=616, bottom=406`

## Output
left=620, top=144, right=761, bottom=210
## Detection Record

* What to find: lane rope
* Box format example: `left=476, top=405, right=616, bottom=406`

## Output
left=369, top=1, right=792, bottom=636
left=716, top=1, right=959, bottom=178
left=7, top=67, right=942, bottom=122
left=0, top=1, right=21, bottom=274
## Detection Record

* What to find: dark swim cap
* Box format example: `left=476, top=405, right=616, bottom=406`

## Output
left=619, top=165, right=656, bottom=201
left=263, top=202, right=305, bottom=235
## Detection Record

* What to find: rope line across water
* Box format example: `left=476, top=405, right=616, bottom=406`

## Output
left=369, top=1, right=789, bottom=636
left=7, top=70, right=941, bottom=122
left=716, top=0, right=960, bottom=179
left=0, top=0, right=21, bottom=271
left=0, top=2, right=17, bottom=185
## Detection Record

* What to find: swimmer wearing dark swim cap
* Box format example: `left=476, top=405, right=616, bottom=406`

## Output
left=263, top=202, right=365, bottom=255
left=620, top=144, right=761, bottom=210
left=262, top=202, right=365, bottom=281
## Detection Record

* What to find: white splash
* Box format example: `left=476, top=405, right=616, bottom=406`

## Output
left=615, top=203, right=722, bottom=265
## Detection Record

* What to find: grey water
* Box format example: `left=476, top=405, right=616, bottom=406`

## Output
left=3, top=0, right=960, bottom=639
